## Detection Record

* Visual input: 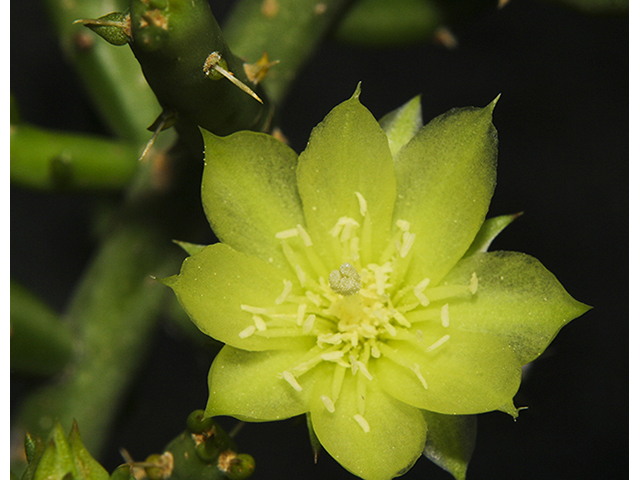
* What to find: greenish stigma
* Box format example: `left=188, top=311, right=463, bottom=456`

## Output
left=329, top=263, right=362, bottom=296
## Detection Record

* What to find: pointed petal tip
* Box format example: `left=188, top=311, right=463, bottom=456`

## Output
left=157, top=274, right=178, bottom=288
left=351, top=82, right=362, bottom=100
left=488, top=94, right=501, bottom=110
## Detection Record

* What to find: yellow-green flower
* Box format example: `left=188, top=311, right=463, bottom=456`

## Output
left=164, top=87, right=589, bottom=480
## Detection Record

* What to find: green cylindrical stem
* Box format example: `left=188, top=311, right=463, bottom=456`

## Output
left=10, top=281, right=74, bottom=376
left=128, top=0, right=272, bottom=135
left=223, top=0, right=352, bottom=105
left=10, top=124, right=139, bottom=190
left=13, top=215, right=184, bottom=459
left=42, top=0, right=160, bottom=144
left=333, top=0, right=442, bottom=46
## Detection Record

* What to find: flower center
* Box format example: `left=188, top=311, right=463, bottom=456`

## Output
left=238, top=192, right=478, bottom=432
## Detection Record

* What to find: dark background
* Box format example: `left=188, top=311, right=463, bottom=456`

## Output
left=11, top=0, right=628, bottom=479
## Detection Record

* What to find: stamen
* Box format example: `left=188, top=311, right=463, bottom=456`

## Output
left=355, top=191, right=368, bottom=217
left=440, top=303, right=450, bottom=328
left=296, top=224, right=313, bottom=247
left=353, top=414, right=370, bottom=433
left=381, top=321, right=397, bottom=336
left=275, top=279, right=293, bottom=305
left=238, top=325, right=256, bottom=339
left=302, top=314, right=316, bottom=333
left=425, top=334, right=451, bottom=352
left=329, top=217, right=361, bottom=243
left=253, top=315, right=267, bottom=331
left=317, top=333, right=343, bottom=346
left=281, top=371, right=303, bottom=392
left=392, top=310, right=412, bottom=328
left=356, top=361, right=373, bottom=380
left=470, top=272, right=479, bottom=294
left=240, top=305, right=268, bottom=314
left=399, top=231, right=416, bottom=258
left=294, top=264, right=307, bottom=286
left=296, top=303, right=307, bottom=326
left=349, top=354, right=359, bottom=375
left=275, top=228, right=299, bottom=239
left=370, top=343, right=381, bottom=358
left=332, top=364, right=347, bottom=400
left=411, top=363, right=428, bottom=390
left=320, top=395, right=336, bottom=413
left=305, top=291, right=323, bottom=306
left=321, top=350, right=345, bottom=361
left=396, top=219, right=411, bottom=231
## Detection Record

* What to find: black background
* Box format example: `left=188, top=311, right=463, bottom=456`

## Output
left=11, top=0, right=628, bottom=479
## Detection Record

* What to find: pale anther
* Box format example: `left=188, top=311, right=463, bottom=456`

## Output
left=353, top=414, right=371, bottom=433
left=329, top=217, right=360, bottom=238
left=253, top=315, right=267, bottom=331
left=321, top=350, right=345, bottom=361
left=302, top=314, right=316, bottom=333
left=396, top=219, right=411, bottom=231
left=349, top=354, right=359, bottom=375
left=411, top=363, right=428, bottom=390
left=275, top=279, right=293, bottom=305
left=305, top=291, right=323, bottom=306
left=238, top=325, right=256, bottom=339
left=281, top=371, right=303, bottom=391
left=425, top=334, right=451, bottom=352
left=399, top=231, right=416, bottom=258
left=296, top=303, right=307, bottom=326
left=356, top=361, right=373, bottom=380
left=296, top=224, right=313, bottom=247
left=241, top=305, right=268, bottom=314
left=329, top=263, right=362, bottom=296
left=275, top=228, right=299, bottom=239
left=355, top=191, right=368, bottom=217
left=440, top=303, right=450, bottom=328
left=321, top=395, right=336, bottom=413
left=470, top=272, right=479, bottom=294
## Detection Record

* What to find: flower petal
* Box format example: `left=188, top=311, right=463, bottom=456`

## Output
left=393, top=99, right=498, bottom=286
left=441, top=251, right=591, bottom=364
left=374, top=329, right=520, bottom=415
left=463, top=212, right=522, bottom=258
left=205, top=346, right=316, bottom=421
left=422, top=412, right=477, bottom=480
left=163, top=243, right=314, bottom=351
left=379, top=95, right=423, bottom=159
left=201, top=129, right=305, bottom=270
left=297, top=86, right=396, bottom=267
left=310, top=368, right=427, bottom=480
